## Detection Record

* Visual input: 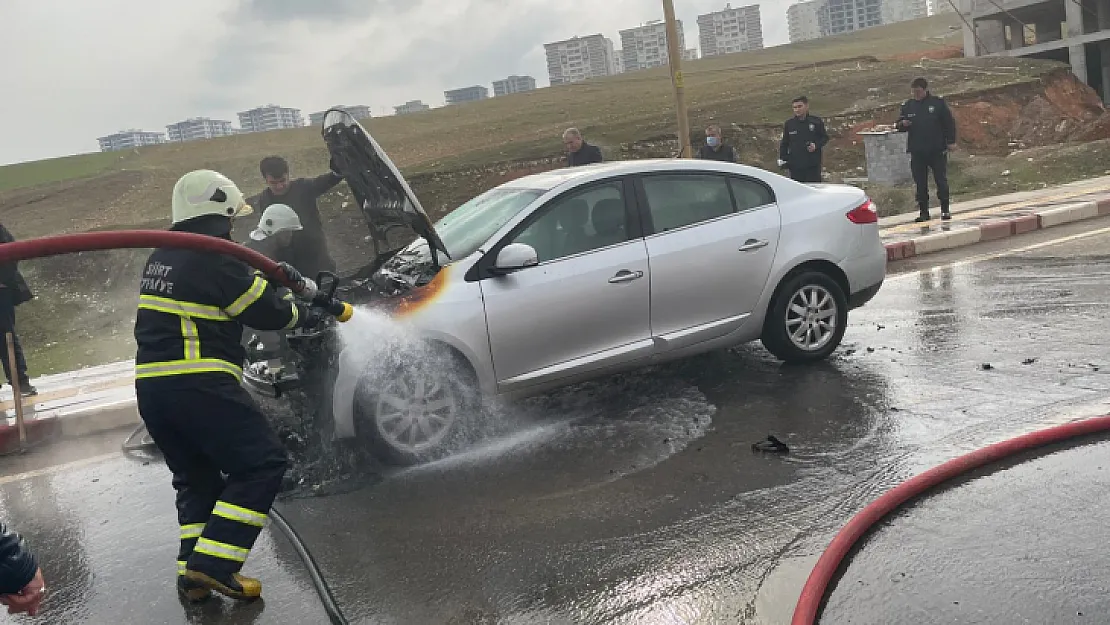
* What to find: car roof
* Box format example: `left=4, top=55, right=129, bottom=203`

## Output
left=499, top=159, right=772, bottom=192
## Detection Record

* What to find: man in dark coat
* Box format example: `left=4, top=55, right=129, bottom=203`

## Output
left=0, top=224, right=36, bottom=396
left=896, top=77, right=958, bottom=222
left=255, top=156, right=343, bottom=279
left=697, top=124, right=737, bottom=162
left=563, top=128, right=603, bottom=167
left=778, top=96, right=829, bottom=183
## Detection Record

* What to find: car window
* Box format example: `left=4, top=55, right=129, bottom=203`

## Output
left=642, top=174, right=734, bottom=232
left=729, top=178, right=775, bottom=212
left=510, top=182, right=629, bottom=263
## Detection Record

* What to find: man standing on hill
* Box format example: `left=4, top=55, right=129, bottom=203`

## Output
left=255, top=156, right=342, bottom=279
left=563, top=128, right=603, bottom=167
left=0, top=223, right=36, bottom=397
left=896, top=77, right=958, bottom=222
left=778, top=96, right=829, bottom=183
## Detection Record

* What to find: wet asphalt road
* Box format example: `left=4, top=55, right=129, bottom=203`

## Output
left=6, top=216, right=1110, bottom=624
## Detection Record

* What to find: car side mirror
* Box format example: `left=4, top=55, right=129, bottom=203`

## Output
left=489, top=243, right=538, bottom=276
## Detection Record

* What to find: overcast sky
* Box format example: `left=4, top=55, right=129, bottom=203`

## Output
left=0, top=0, right=793, bottom=166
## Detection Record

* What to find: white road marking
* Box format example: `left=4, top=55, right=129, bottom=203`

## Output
left=0, top=452, right=121, bottom=485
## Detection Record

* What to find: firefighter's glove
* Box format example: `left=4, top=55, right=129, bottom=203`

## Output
left=277, top=262, right=317, bottom=300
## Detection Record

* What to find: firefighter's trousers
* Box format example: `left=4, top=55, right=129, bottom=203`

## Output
left=137, top=377, right=289, bottom=577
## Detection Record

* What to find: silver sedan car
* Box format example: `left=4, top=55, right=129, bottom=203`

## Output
left=316, top=149, right=885, bottom=464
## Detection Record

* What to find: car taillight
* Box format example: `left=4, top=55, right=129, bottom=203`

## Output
left=847, top=199, right=878, bottom=224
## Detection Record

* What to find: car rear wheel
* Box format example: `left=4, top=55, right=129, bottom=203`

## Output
left=761, top=270, right=848, bottom=364
left=352, top=349, right=479, bottom=466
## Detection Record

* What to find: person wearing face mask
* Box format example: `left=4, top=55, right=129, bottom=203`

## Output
left=697, top=125, right=736, bottom=162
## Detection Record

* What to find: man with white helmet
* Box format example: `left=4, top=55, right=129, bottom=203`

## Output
left=133, top=169, right=329, bottom=603
left=245, top=203, right=301, bottom=266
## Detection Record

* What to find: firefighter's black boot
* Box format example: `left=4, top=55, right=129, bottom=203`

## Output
left=940, top=201, right=951, bottom=221
left=183, top=569, right=262, bottom=601
left=177, top=575, right=212, bottom=603
left=914, top=208, right=931, bottom=223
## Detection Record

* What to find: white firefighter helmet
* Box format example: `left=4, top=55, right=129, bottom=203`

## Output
left=250, top=203, right=303, bottom=241
left=171, top=169, right=253, bottom=225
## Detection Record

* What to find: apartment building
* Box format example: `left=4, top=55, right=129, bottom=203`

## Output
left=97, top=130, right=167, bottom=152
left=620, top=20, right=686, bottom=72
left=882, top=0, right=929, bottom=24
left=697, top=3, right=765, bottom=57
left=445, top=85, right=490, bottom=105
left=394, top=100, right=430, bottom=115
left=544, top=34, right=618, bottom=85
left=237, top=105, right=304, bottom=133
left=788, top=1, right=824, bottom=42
left=684, top=48, right=700, bottom=60
left=165, top=117, right=235, bottom=142
left=308, top=105, right=372, bottom=126
left=819, top=0, right=882, bottom=35
left=492, top=75, right=537, bottom=96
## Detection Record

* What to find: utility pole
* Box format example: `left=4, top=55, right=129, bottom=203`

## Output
left=663, top=0, right=693, bottom=158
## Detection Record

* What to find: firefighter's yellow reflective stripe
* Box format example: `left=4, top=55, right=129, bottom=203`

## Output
left=194, top=538, right=249, bottom=563
left=225, top=276, right=267, bottom=317
left=283, top=302, right=299, bottom=330
left=134, top=359, right=243, bottom=382
left=181, top=318, right=200, bottom=361
left=177, top=560, right=187, bottom=575
left=138, top=295, right=230, bottom=321
left=180, top=523, right=205, bottom=540
left=212, top=501, right=268, bottom=528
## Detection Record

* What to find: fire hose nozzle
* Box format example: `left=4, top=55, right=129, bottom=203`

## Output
left=334, top=302, right=354, bottom=323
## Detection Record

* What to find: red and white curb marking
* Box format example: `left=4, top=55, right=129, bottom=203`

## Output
left=884, top=197, right=1110, bottom=262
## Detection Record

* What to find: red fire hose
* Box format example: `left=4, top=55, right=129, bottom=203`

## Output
left=0, top=229, right=353, bottom=319
left=792, top=413, right=1110, bottom=624
left=0, top=230, right=290, bottom=286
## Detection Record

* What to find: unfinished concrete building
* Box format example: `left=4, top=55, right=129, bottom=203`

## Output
left=960, top=0, right=1110, bottom=101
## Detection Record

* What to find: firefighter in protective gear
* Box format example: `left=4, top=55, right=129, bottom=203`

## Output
left=246, top=203, right=302, bottom=266
left=134, top=169, right=325, bottom=603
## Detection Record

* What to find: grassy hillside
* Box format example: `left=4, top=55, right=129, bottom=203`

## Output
left=0, top=12, right=1105, bottom=375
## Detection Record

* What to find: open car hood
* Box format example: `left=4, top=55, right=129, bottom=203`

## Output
left=321, top=109, right=450, bottom=263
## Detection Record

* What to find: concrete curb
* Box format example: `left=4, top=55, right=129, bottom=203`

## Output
left=884, top=198, right=1110, bottom=263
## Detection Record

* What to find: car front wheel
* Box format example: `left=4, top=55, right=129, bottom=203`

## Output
left=352, top=350, right=479, bottom=466
left=761, top=270, right=849, bottom=364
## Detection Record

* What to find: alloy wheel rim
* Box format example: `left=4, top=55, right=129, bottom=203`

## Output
left=374, top=370, right=458, bottom=453
left=785, top=285, right=837, bottom=351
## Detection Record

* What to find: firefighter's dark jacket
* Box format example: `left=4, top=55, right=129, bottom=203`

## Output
left=0, top=519, right=37, bottom=595
left=134, top=215, right=311, bottom=386
left=897, top=93, right=957, bottom=154
left=779, top=115, right=829, bottom=170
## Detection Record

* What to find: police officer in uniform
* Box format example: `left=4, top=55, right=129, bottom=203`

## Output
left=134, top=169, right=329, bottom=602
left=778, top=96, right=829, bottom=183
left=897, top=77, right=958, bottom=222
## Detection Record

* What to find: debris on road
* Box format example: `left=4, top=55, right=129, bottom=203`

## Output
left=752, top=435, right=790, bottom=454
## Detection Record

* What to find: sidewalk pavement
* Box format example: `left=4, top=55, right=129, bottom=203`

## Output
left=878, top=175, right=1110, bottom=262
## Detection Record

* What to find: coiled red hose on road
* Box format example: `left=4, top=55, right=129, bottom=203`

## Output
left=792, top=414, right=1110, bottom=624
left=0, top=229, right=296, bottom=288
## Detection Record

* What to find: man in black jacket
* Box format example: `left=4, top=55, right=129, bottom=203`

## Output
left=897, top=77, right=958, bottom=222
left=563, top=128, right=603, bottom=167
left=0, top=519, right=44, bottom=616
left=256, top=156, right=342, bottom=279
left=779, top=96, right=829, bottom=183
left=0, top=224, right=36, bottom=397
left=135, top=169, right=333, bottom=602
left=698, top=124, right=737, bottom=162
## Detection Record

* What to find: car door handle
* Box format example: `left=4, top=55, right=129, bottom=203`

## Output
left=609, top=270, right=644, bottom=284
left=739, top=239, right=769, bottom=252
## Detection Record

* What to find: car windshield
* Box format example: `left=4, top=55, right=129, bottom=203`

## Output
left=373, top=186, right=543, bottom=287
left=435, top=187, right=544, bottom=259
